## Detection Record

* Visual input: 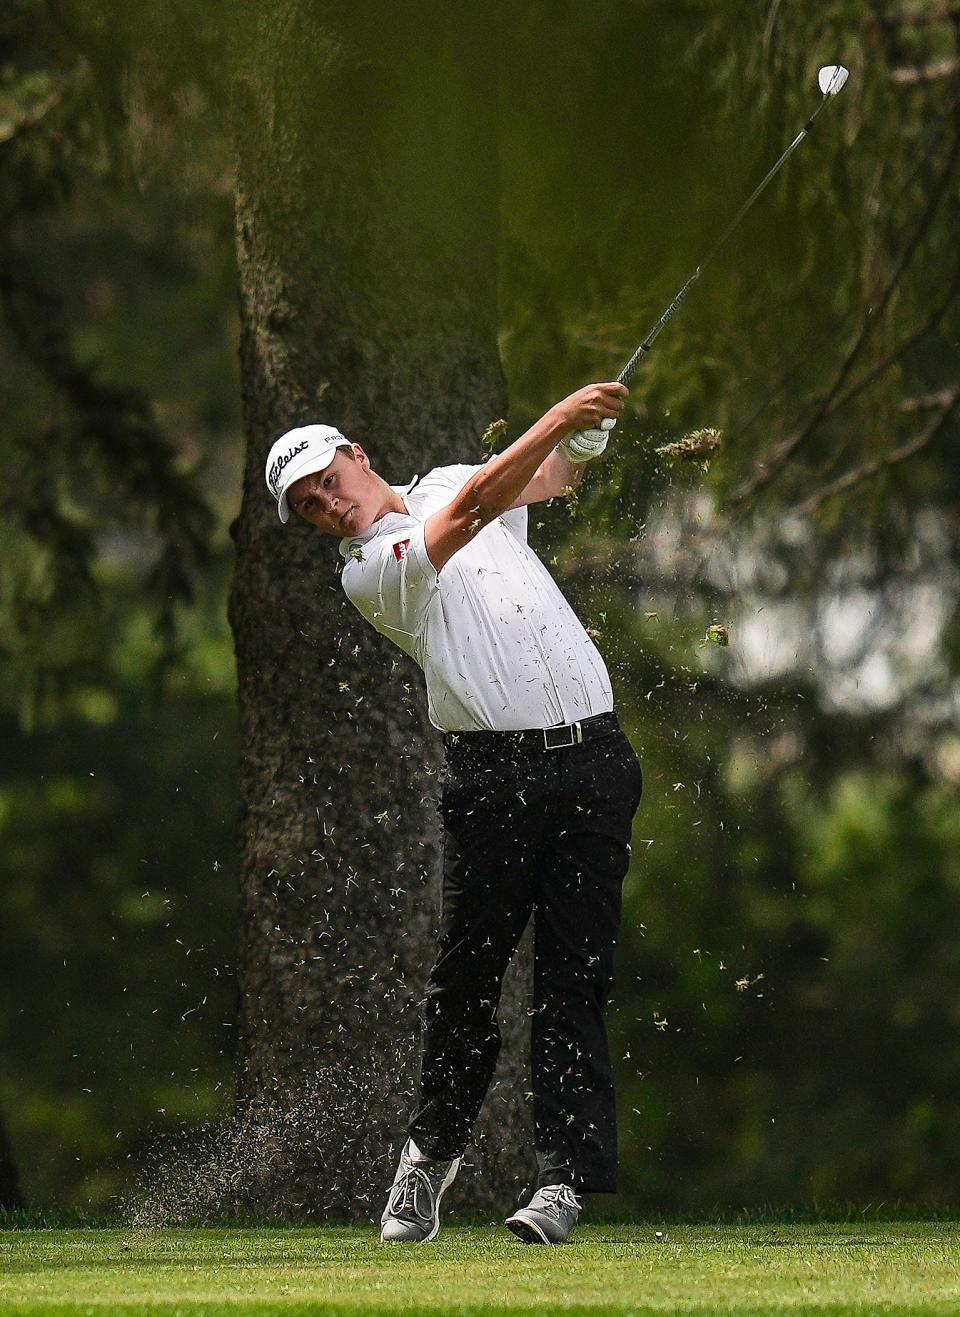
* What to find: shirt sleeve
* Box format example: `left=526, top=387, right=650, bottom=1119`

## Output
left=431, top=462, right=487, bottom=493
left=341, top=519, right=438, bottom=639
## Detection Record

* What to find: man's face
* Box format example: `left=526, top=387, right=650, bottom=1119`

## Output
left=286, top=446, right=374, bottom=535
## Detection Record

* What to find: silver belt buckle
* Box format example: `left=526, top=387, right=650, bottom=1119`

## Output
left=543, top=720, right=583, bottom=750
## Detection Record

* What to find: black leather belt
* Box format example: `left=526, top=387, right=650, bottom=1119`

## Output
left=442, top=710, right=619, bottom=754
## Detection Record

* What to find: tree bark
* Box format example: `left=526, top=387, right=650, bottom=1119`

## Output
left=0, top=1113, right=22, bottom=1211
left=225, top=1, right=534, bottom=1220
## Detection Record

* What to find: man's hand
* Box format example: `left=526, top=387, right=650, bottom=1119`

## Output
left=550, top=381, right=628, bottom=436
left=552, top=382, right=628, bottom=465
left=558, top=427, right=610, bottom=464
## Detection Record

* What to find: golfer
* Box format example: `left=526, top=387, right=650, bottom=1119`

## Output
left=264, top=381, right=643, bottom=1245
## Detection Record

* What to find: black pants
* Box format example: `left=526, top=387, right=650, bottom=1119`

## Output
left=406, top=712, right=643, bottom=1194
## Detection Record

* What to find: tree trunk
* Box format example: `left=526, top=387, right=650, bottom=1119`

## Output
left=0, top=1113, right=22, bottom=1211
left=224, top=1, right=534, bottom=1220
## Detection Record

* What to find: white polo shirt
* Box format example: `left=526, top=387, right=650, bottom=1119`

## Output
left=338, top=462, right=614, bottom=733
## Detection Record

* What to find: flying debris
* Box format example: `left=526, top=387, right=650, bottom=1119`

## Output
left=705, top=624, right=729, bottom=647
left=561, top=485, right=580, bottom=518
left=480, top=418, right=509, bottom=452
left=655, top=428, right=723, bottom=464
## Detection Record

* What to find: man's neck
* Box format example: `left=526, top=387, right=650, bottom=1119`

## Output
left=372, top=476, right=407, bottom=521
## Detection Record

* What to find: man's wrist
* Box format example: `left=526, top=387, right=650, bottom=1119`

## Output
left=545, top=402, right=576, bottom=440
left=554, top=440, right=585, bottom=467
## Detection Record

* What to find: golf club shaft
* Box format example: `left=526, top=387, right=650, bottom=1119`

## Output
left=616, top=89, right=840, bottom=386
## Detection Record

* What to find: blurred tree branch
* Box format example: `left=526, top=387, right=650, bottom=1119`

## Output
left=727, top=116, right=960, bottom=519
left=0, top=2, right=220, bottom=719
left=789, top=386, right=960, bottom=518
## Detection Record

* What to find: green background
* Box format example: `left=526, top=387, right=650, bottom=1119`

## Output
left=2, top=0, right=958, bottom=1214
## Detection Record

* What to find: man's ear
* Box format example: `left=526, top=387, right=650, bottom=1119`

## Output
left=353, top=444, right=370, bottom=470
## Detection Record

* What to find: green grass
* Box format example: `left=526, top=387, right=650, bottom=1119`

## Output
left=0, top=1222, right=958, bottom=1314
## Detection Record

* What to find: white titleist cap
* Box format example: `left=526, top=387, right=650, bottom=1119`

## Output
left=265, top=424, right=354, bottom=523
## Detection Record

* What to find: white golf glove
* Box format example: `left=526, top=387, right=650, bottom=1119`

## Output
left=558, top=416, right=617, bottom=464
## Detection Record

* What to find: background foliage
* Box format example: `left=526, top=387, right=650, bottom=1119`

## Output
left=1, top=0, right=958, bottom=1211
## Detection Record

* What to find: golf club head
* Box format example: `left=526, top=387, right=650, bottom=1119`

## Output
left=818, top=64, right=849, bottom=97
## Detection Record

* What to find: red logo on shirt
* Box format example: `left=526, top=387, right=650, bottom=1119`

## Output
left=392, top=539, right=411, bottom=561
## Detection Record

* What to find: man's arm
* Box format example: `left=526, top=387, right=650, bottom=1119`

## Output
left=423, top=381, right=627, bottom=574
left=504, top=447, right=587, bottom=508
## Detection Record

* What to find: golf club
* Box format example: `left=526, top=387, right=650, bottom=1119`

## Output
left=596, top=62, right=849, bottom=430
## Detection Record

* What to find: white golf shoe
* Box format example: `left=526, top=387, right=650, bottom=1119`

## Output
left=379, top=1137, right=461, bottom=1243
left=505, top=1183, right=583, bottom=1244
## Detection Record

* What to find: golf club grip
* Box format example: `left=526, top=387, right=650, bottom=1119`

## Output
left=618, top=344, right=650, bottom=386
